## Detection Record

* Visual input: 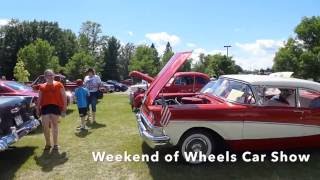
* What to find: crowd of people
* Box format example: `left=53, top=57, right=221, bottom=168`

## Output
left=37, top=68, right=102, bottom=151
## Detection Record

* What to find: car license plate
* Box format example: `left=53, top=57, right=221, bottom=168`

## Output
left=14, top=115, right=23, bottom=126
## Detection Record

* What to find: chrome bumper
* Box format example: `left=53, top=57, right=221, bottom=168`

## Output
left=0, top=117, right=40, bottom=151
left=136, top=112, right=170, bottom=148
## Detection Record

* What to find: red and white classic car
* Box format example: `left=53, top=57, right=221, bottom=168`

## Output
left=136, top=51, right=320, bottom=163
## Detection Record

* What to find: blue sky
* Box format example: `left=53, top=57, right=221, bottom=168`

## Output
left=1, top=0, right=319, bottom=69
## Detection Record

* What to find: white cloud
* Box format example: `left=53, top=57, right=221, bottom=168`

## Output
left=0, top=19, right=9, bottom=26
left=128, top=31, right=133, bottom=36
left=235, top=39, right=284, bottom=56
left=189, top=39, right=284, bottom=70
left=145, top=32, right=180, bottom=46
left=233, top=39, right=285, bottom=69
left=145, top=32, right=181, bottom=54
left=186, top=43, right=196, bottom=48
left=190, top=48, right=225, bottom=64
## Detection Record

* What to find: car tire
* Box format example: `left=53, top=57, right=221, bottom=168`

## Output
left=115, top=88, right=120, bottom=92
left=180, top=130, right=214, bottom=164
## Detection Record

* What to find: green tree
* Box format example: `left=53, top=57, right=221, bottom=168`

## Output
left=299, top=51, right=320, bottom=80
left=206, top=54, right=240, bottom=77
left=295, top=16, right=320, bottom=50
left=179, top=59, right=192, bottom=72
left=13, top=60, right=30, bottom=82
left=129, top=45, right=159, bottom=76
left=192, top=53, right=207, bottom=72
left=102, top=36, right=121, bottom=80
left=161, top=42, right=174, bottom=67
left=273, top=38, right=303, bottom=74
left=119, top=43, right=135, bottom=79
left=65, top=51, right=95, bottom=80
left=79, top=21, right=106, bottom=56
left=273, top=16, right=320, bottom=80
left=0, top=19, right=77, bottom=79
left=150, top=43, right=160, bottom=72
left=55, top=29, right=78, bottom=66
left=17, top=39, right=60, bottom=79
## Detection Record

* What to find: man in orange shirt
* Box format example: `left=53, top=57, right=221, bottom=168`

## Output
left=37, top=69, right=67, bottom=151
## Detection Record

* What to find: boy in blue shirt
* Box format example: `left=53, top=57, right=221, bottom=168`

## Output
left=75, top=79, right=90, bottom=131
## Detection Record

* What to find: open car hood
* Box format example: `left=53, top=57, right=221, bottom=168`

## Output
left=129, top=71, right=154, bottom=83
left=144, top=51, right=192, bottom=105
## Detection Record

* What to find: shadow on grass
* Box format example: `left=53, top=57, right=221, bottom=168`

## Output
left=0, top=146, right=37, bottom=179
left=28, top=125, right=43, bottom=135
left=66, top=109, right=74, bottom=115
left=75, top=130, right=92, bottom=138
left=34, top=149, right=68, bottom=172
left=87, top=122, right=106, bottom=129
left=141, top=143, right=320, bottom=180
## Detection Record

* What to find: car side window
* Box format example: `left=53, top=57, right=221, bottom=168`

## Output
left=255, top=86, right=296, bottom=107
left=195, top=77, right=207, bottom=85
left=298, top=89, right=320, bottom=109
left=174, top=76, right=194, bottom=85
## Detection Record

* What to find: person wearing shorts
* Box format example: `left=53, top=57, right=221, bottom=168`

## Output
left=75, top=79, right=89, bottom=131
left=37, top=69, right=67, bottom=151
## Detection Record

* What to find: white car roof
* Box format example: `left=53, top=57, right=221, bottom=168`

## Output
left=221, top=74, right=320, bottom=92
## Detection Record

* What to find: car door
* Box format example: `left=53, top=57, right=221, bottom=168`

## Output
left=242, top=86, right=304, bottom=150
left=297, top=88, right=320, bottom=148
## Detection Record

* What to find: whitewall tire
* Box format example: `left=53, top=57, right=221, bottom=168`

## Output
left=180, top=132, right=213, bottom=164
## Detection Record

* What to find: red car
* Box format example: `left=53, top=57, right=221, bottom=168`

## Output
left=136, top=51, right=320, bottom=164
left=0, top=80, right=38, bottom=98
left=129, top=71, right=209, bottom=109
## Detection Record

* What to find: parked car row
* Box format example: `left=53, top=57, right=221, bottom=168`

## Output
left=106, top=80, right=128, bottom=92
left=134, top=51, right=320, bottom=164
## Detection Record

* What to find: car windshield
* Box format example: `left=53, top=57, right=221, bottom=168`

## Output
left=5, top=81, right=32, bottom=91
left=200, top=78, right=255, bottom=104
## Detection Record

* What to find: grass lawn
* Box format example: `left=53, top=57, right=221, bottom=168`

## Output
left=1, top=94, right=320, bottom=179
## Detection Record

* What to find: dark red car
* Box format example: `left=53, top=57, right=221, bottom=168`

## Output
left=129, top=71, right=210, bottom=110
left=0, top=80, right=38, bottom=98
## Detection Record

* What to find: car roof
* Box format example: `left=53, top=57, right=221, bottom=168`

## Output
left=174, top=72, right=210, bottom=79
left=221, top=74, right=320, bottom=92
